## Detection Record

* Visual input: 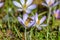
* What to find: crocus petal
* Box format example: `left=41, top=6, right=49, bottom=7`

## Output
left=54, top=10, right=60, bottom=18
left=35, top=13, right=38, bottom=22
left=54, top=10, right=60, bottom=15
left=37, top=26, right=42, bottom=30
left=20, top=0, right=25, bottom=5
left=42, top=3, right=48, bottom=7
left=30, top=16, right=35, bottom=20
left=45, top=0, right=55, bottom=6
left=50, top=0, right=55, bottom=4
left=40, top=16, right=46, bottom=24
left=45, top=0, right=55, bottom=5
left=26, top=0, right=33, bottom=6
left=26, top=9, right=31, bottom=14
left=45, top=0, right=50, bottom=4
left=17, top=9, right=23, bottom=11
left=23, top=14, right=28, bottom=22
left=27, top=4, right=37, bottom=10
left=13, top=1, right=22, bottom=8
left=18, top=17, right=24, bottom=25
left=0, top=2, right=4, bottom=8
left=40, top=24, right=47, bottom=27
left=52, top=2, right=59, bottom=7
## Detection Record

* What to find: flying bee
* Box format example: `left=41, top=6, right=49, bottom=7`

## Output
left=25, top=17, right=33, bottom=27
left=26, top=17, right=33, bottom=22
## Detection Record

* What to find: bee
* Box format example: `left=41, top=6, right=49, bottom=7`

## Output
left=25, top=17, right=33, bottom=27
left=26, top=17, right=33, bottom=22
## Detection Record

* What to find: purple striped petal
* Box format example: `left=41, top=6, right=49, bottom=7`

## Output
left=26, top=0, right=33, bottom=6
left=52, top=2, right=59, bottom=7
left=40, top=24, right=47, bottom=27
left=17, top=9, right=23, bottom=11
left=20, top=0, right=25, bottom=5
left=18, top=17, right=24, bottom=25
left=45, top=0, right=55, bottom=6
left=37, top=26, right=42, bottom=30
left=42, top=3, right=48, bottom=7
left=35, top=13, right=38, bottom=22
left=54, top=10, right=60, bottom=18
left=26, top=9, right=31, bottom=14
left=27, top=4, right=37, bottom=10
left=13, top=1, right=22, bottom=8
left=23, top=14, right=28, bottom=22
left=40, top=16, right=46, bottom=24
left=30, top=16, right=35, bottom=20
left=0, top=2, right=4, bottom=8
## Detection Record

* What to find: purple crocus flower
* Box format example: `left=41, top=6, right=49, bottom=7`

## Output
left=54, top=9, right=60, bottom=19
left=18, top=14, right=36, bottom=29
left=0, top=2, right=4, bottom=8
left=42, top=0, right=59, bottom=7
left=32, top=13, right=47, bottom=30
left=13, top=0, right=37, bottom=14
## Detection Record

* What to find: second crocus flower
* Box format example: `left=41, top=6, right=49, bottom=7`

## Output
left=13, top=0, right=37, bottom=14
left=32, top=13, right=47, bottom=30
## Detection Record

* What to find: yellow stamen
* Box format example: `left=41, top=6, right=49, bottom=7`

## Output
left=23, top=4, right=27, bottom=11
left=36, top=20, right=40, bottom=25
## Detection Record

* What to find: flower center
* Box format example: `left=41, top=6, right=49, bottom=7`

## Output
left=48, top=0, right=52, bottom=6
left=54, top=13, right=58, bottom=18
left=23, top=4, right=27, bottom=11
left=36, top=20, right=40, bottom=25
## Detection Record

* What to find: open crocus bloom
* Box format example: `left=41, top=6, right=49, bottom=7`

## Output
left=18, top=14, right=36, bottom=29
left=54, top=9, right=60, bottom=19
left=42, top=0, right=59, bottom=7
left=0, top=2, right=4, bottom=8
left=13, top=0, right=37, bottom=14
left=32, top=13, right=47, bottom=30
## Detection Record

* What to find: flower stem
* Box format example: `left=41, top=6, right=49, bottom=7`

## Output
left=47, top=7, right=51, bottom=25
left=47, top=7, right=52, bottom=40
left=25, top=28, right=27, bottom=40
left=30, top=28, right=32, bottom=40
